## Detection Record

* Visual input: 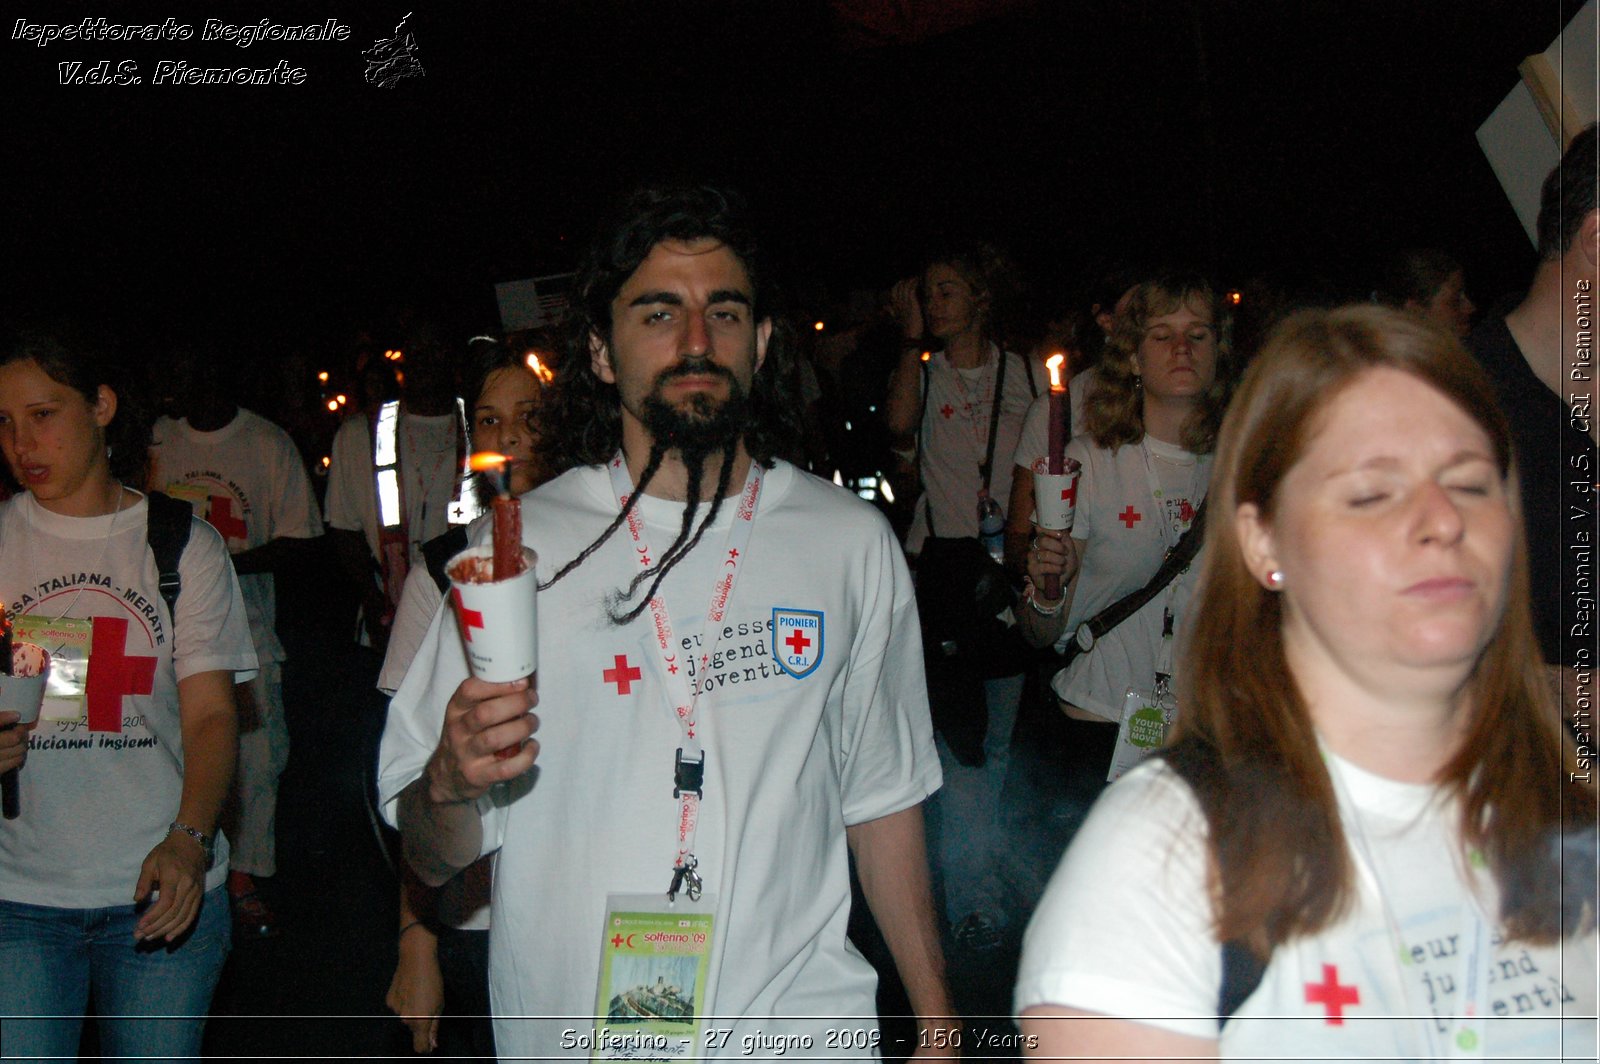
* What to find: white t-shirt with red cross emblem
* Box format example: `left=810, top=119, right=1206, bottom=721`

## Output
left=907, top=346, right=1042, bottom=554
left=0, top=491, right=258, bottom=908
left=150, top=409, right=325, bottom=666
left=378, top=459, right=941, bottom=1059
left=1016, top=750, right=1598, bottom=1060
left=1049, top=434, right=1209, bottom=721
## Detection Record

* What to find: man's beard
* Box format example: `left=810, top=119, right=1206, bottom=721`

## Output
left=638, top=358, right=751, bottom=468
left=537, top=358, right=755, bottom=626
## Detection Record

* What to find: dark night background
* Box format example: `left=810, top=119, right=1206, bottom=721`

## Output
left=4, top=0, right=1564, bottom=354
left=0, top=3, right=1586, bottom=1052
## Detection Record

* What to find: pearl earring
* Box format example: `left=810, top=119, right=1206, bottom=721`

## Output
left=1266, top=570, right=1284, bottom=590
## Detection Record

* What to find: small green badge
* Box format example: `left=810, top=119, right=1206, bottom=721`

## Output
left=1127, top=706, right=1166, bottom=748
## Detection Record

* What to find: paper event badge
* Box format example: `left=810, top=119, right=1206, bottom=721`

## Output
left=446, top=545, right=538, bottom=683
left=1107, top=686, right=1172, bottom=783
left=591, top=894, right=716, bottom=1061
left=1031, top=456, right=1082, bottom=532
left=14, top=616, right=92, bottom=722
left=0, top=642, right=51, bottom=725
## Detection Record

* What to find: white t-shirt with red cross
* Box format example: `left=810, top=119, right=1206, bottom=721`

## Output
left=0, top=491, right=258, bottom=908
left=907, top=346, right=1041, bottom=553
left=378, top=459, right=941, bottom=1059
left=1015, top=750, right=1598, bottom=1061
left=150, top=409, right=325, bottom=666
left=1051, top=434, right=1209, bottom=720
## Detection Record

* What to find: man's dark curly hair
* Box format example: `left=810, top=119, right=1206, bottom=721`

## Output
left=538, top=183, right=803, bottom=476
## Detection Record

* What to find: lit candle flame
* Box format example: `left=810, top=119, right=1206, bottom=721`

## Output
left=469, top=452, right=510, bottom=474
left=524, top=352, right=555, bottom=383
left=1047, top=353, right=1065, bottom=389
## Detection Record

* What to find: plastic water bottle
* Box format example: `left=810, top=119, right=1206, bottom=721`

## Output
left=977, top=492, right=1005, bottom=564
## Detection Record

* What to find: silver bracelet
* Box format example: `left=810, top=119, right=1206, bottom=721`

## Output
left=1027, top=589, right=1065, bottom=617
left=168, top=820, right=214, bottom=864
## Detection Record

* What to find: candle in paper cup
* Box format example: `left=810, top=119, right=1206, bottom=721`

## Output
left=1031, top=457, right=1082, bottom=602
left=0, top=643, right=50, bottom=726
left=447, top=544, right=538, bottom=684
left=1032, top=456, right=1081, bottom=533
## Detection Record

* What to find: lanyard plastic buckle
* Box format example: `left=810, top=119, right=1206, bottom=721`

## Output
left=673, top=747, right=705, bottom=799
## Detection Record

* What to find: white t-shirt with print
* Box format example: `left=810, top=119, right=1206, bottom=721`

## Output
left=150, top=409, right=324, bottom=666
left=1051, top=435, right=1209, bottom=720
left=324, top=409, right=463, bottom=569
left=1016, top=751, right=1598, bottom=1061
left=379, top=460, right=941, bottom=1059
left=907, top=347, right=1041, bottom=552
left=0, top=492, right=258, bottom=908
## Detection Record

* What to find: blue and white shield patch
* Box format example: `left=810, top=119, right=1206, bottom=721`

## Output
left=772, top=608, right=824, bottom=679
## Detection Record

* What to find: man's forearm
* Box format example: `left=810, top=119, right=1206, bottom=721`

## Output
left=397, top=777, right=483, bottom=888
left=330, top=527, right=379, bottom=592
left=847, top=804, right=957, bottom=1034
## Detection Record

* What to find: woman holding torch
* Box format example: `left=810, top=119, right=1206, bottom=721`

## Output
left=0, top=327, right=256, bottom=1058
left=1018, top=273, right=1229, bottom=748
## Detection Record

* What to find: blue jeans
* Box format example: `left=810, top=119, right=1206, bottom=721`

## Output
left=0, top=885, right=231, bottom=1062
left=930, top=672, right=1025, bottom=925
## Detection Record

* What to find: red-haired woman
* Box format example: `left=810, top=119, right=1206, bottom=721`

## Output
left=1016, top=305, right=1596, bottom=1059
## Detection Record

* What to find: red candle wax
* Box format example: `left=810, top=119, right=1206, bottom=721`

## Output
left=492, top=495, right=522, bottom=580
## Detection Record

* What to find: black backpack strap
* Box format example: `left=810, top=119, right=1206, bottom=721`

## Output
left=1162, top=743, right=1268, bottom=1026
left=145, top=491, right=194, bottom=635
left=422, top=525, right=471, bottom=595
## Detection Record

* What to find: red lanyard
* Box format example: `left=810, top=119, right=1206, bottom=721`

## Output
left=606, top=453, right=763, bottom=900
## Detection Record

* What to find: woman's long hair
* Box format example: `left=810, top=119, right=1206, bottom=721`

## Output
left=1173, top=304, right=1595, bottom=959
left=0, top=326, right=150, bottom=492
left=1084, top=272, right=1232, bottom=454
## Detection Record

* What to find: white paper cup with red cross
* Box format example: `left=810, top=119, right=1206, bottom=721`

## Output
left=446, top=545, right=539, bottom=684
left=0, top=643, right=51, bottom=726
left=1032, top=457, right=1082, bottom=533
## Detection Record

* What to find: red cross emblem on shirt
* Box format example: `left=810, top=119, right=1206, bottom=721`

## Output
left=1118, top=504, right=1142, bottom=529
left=206, top=495, right=249, bottom=544
left=1178, top=499, right=1196, bottom=524
left=450, top=588, right=484, bottom=642
left=785, top=628, right=811, bottom=656
left=1304, top=963, right=1360, bottom=1025
left=603, top=654, right=642, bottom=695
left=85, top=616, right=157, bottom=733
left=939, top=403, right=955, bottom=419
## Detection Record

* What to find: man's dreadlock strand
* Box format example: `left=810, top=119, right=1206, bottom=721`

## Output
left=607, top=438, right=739, bottom=625
left=538, top=443, right=667, bottom=592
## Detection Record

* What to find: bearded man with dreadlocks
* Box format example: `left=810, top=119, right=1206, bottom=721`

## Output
left=378, top=186, right=957, bottom=1059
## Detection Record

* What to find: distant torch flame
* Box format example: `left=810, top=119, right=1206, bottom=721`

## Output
left=469, top=452, right=510, bottom=474
left=524, top=352, right=555, bottom=383
left=1046, top=353, right=1065, bottom=389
